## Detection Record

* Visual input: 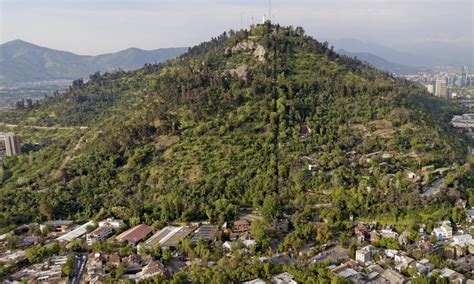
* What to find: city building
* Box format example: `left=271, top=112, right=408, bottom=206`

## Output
left=451, top=114, right=474, bottom=130
left=87, top=226, right=113, bottom=245
left=435, top=78, right=448, bottom=98
left=355, top=245, right=373, bottom=265
left=0, top=132, right=21, bottom=157
left=461, top=65, right=468, bottom=87
left=424, top=84, right=435, bottom=94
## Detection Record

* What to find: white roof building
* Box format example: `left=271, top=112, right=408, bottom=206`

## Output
left=98, top=218, right=124, bottom=228
left=271, top=272, right=297, bottom=284
left=243, top=278, right=267, bottom=284
left=57, top=221, right=94, bottom=242
left=452, top=234, right=473, bottom=246
left=432, top=223, right=453, bottom=240
left=380, top=229, right=399, bottom=239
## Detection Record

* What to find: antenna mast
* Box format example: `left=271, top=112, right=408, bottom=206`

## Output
left=268, top=0, right=271, bottom=22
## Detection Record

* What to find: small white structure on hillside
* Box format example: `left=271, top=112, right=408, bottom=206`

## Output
left=432, top=222, right=453, bottom=241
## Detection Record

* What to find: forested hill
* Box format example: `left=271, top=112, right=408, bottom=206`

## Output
left=0, top=24, right=471, bottom=233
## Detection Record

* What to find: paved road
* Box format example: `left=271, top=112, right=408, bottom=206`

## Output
left=71, top=254, right=87, bottom=284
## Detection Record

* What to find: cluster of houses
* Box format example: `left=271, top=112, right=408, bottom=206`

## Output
left=4, top=255, right=69, bottom=283
left=85, top=252, right=170, bottom=282
left=345, top=211, right=474, bottom=283
left=0, top=214, right=274, bottom=282
left=243, top=272, right=297, bottom=284
left=331, top=245, right=468, bottom=283
left=2, top=204, right=474, bottom=283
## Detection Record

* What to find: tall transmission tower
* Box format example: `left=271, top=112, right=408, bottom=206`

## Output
left=268, top=0, right=271, bottom=22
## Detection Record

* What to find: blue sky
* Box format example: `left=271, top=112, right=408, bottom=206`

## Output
left=1, top=0, right=472, bottom=55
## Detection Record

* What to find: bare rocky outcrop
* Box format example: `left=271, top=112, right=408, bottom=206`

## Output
left=228, top=64, right=248, bottom=79
left=228, top=40, right=266, bottom=63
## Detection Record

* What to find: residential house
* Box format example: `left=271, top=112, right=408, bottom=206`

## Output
left=414, top=259, right=434, bottom=275
left=138, top=260, right=170, bottom=280
left=452, top=234, right=473, bottom=247
left=98, top=218, right=124, bottom=229
left=467, top=208, right=474, bottom=223
left=455, top=199, right=467, bottom=208
left=334, top=267, right=362, bottom=282
left=394, top=254, right=414, bottom=272
left=380, top=228, right=399, bottom=239
left=438, top=268, right=466, bottom=283
left=355, top=245, right=373, bottom=265
left=234, top=220, right=250, bottom=233
left=369, top=231, right=380, bottom=243
left=383, top=269, right=407, bottom=283
left=398, top=230, right=410, bottom=246
left=108, top=253, right=121, bottom=266
left=432, top=223, right=453, bottom=241
left=271, top=272, right=297, bottom=284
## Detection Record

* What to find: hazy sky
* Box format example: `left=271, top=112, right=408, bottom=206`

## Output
left=1, top=0, right=472, bottom=55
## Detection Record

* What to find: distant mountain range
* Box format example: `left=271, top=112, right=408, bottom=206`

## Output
left=0, top=39, right=187, bottom=85
left=337, top=49, right=424, bottom=75
left=331, top=38, right=472, bottom=68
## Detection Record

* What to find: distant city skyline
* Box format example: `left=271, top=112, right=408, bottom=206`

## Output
left=1, top=0, right=472, bottom=55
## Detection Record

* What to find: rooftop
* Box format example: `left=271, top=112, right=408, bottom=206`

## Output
left=57, top=221, right=94, bottom=242
left=116, top=224, right=152, bottom=244
left=144, top=226, right=193, bottom=248
left=191, top=225, right=219, bottom=243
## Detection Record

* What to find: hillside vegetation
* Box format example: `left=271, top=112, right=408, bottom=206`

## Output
left=0, top=24, right=472, bottom=235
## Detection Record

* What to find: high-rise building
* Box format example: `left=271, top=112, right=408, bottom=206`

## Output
left=461, top=66, right=468, bottom=87
left=425, top=84, right=435, bottom=94
left=435, top=79, right=448, bottom=98
left=0, top=132, right=21, bottom=157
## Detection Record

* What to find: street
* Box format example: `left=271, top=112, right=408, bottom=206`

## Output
left=71, top=254, right=87, bottom=284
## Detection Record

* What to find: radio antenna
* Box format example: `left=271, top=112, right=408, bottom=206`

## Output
left=268, top=0, right=271, bottom=22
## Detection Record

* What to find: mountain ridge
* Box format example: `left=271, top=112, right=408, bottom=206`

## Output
left=337, top=49, right=424, bottom=75
left=331, top=37, right=472, bottom=67
left=0, top=39, right=188, bottom=85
